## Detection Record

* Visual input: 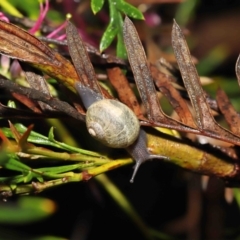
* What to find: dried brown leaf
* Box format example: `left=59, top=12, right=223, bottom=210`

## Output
left=11, top=92, right=42, bottom=113
left=66, top=21, right=101, bottom=93
left=150, top=64, right=196, bottom=127
left=0, top=75, right=84, bottom=121
left=172, top=20, right=240, bottom=146
left=123, top=17, right=165, bottom=122
left=39, top=36, right=127, bottom=67
left=0, top=20, right=78, bottom=92
left=8, top=120, right=21, bottom=143
left=66, top=21, right=112, bottom=99
left=8, top=121, right=34, bottom=150
left=216, top=88, right=240, bottom=136
left=107, top=67, right=145, bottom=119
left=21, top=64, right=53, bottom=111
left=18, top=124, right=34, bottom=149
left=123, top=17, right=198, bottom=134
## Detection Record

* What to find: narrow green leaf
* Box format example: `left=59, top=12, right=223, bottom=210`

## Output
left=23, top=171, right=34, bottom=183
left=15, top=123, right=49, bottom=140
left=37, top=163, right=90, bottom=174
left=48, top=127, right=103, bottom=156
left=0, top=175, right=25, bottom=184
left=100, top=22, right=119, bottom=52
left=5, top=158, right=31, bottom=172
left=91, top=0, right=105, bottom=14
left=116, top=12, right=127, bottom=58
left=100, top=0, right=119, bottom=52
left=48, top=126, right=55, bottom=141
left=3, top=125, right=104, bottom=157
left=36, top=175, right=44, bottom=183
left=116, top=34, right=127, bottom=59
left=96, top=174, right=150, bottom=238
left=0, top=153, right=30, bottom=172
left=116, top=1, right=144, bottom=20
left=2, top=125, right=60, bottom=149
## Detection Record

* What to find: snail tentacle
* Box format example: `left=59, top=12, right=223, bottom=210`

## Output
left=127, top=129, right=169, bottom=183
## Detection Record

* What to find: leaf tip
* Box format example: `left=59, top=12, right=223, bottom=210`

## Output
left=99, top=42, right=105, bottom=53
left=172, top=18, right=179, bottom=30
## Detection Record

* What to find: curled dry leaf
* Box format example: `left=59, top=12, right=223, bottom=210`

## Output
left=0, top=20, right=78, bottom=92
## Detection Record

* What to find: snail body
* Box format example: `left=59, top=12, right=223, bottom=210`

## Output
left=86, top=99, right=140, bottom=148
left=75, top=82, right=168, bottom=183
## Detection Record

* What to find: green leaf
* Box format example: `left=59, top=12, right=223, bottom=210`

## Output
left=0, top=175, right=25, bottom=184
left=48, top=127, right=103, bottom=157
left=100, top=0, right=119, bottom=52
left=37, top=163, right=88, bottom=174
left=48, top=126, right=55, bottom=142
left=0, top=153, right=30, bottom=172
left=116, top=12, right=127, bottom=58
left=100, top=22, right=119, bottom=52
left=23, top=171, right=35, bottom=183
left=116, top=34, right=127, bottom=59
left=0, top=197, right=56, bottom=224
left=7, top=100, right=17, bottom=108
left=3, top=124, right=103, bottom=157
left=2, top=124, right=60, bottom=148
left=116, top=1, right=144, bottom=20
left=95, top=0, right=144, bottom=54
left=91, top=0, right=105, bottom=14
left=36, top=175, right=44, bottom=183
left=0, top=0, right=23, bottom=17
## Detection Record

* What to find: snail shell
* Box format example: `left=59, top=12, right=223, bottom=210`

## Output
left=86, top=99, right=140, bottom=148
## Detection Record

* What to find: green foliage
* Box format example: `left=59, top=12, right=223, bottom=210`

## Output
left=0, top=197, right=55, bottom=224
left=91, top=0, right=105, bottom=14
left=0, top=0, right=40, bottom=18
left=1, top=0, right=144, bottom=58
left=175, top=0, right=199, bottom=25
left=0, top=123, right=131, bottom=189
left=91, top=0, right=144, bottom=58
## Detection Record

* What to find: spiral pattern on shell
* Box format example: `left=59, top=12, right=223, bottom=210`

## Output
left=86, top=99, right=140, bottom=148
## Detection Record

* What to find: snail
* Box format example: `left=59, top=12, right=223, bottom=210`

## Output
left=86, top=99, right=140, bottom=148
left=75, top=82, right=168, bottom=182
